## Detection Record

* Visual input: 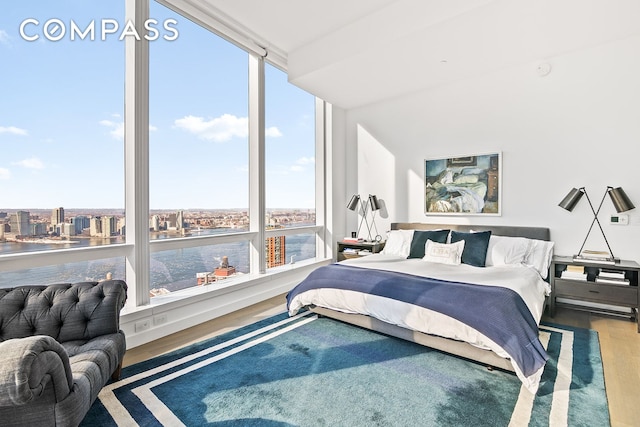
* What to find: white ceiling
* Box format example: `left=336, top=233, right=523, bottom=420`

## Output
left=198, top=0, right=640, bottom=109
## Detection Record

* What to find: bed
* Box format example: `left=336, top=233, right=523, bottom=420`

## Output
left=287, top=223, right=554, bottom=394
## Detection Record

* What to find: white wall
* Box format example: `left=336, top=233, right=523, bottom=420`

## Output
left=343, top=35, right=640, bottom=262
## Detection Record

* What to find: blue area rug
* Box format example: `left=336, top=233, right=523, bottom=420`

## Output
left=81, top=311, right=609, bottom=426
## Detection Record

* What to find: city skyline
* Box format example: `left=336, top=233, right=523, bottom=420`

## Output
left=0, top=206, right=315, bottom=239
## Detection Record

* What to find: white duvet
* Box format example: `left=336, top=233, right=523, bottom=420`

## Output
left=287, top=254, right=551, bottom=394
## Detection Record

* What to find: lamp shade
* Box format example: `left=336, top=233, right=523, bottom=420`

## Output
left=558, top=188, right=584, bottom=212
left=347, top=194, right=360, bottom=211
left=608, top=187, right=635, bottom=212
left=368, top=194, right=380, bottom=211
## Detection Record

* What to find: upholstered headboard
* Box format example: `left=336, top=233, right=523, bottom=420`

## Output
left=391, top=223, right=550, bottom=241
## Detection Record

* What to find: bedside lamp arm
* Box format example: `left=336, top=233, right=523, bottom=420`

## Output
left=577, top=188, right=616, bottom=259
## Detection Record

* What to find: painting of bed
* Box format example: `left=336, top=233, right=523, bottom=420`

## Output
left=425, top=152, right=501, bottom=215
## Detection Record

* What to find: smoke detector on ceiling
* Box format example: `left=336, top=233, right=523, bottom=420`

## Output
left=537, top=63, right=552, bottom=77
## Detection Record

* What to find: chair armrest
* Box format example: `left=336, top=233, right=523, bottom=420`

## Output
left=0, top=336, right=73, bottom=406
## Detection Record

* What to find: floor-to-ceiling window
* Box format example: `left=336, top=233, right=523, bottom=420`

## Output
left=0, top=0, right=327, bottom=307
left=148, top=2, right=250, bottom=295
left=0, top=1, right=126, bottom=286
left=265, top=64, right=317, bottom=268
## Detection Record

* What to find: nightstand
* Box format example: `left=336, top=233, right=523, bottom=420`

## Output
left=550, top=255, right=640, bottom=332
left=337, top=241, right=385, bottom=262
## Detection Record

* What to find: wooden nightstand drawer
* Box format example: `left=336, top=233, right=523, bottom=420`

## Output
left=555, top=279, right=638, bottom=307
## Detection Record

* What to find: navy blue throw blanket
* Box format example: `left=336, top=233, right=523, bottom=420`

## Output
left=287, top=264, right=548, bottom=377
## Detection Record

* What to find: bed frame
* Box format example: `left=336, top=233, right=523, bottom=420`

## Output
left=310, top=222, right=551, bottom=373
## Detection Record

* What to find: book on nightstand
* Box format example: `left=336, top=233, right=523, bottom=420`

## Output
left=598, top=269, right=626, bottom=280
left=561, top=265, right=587, bottom=280
left=595, top=268, right=629, bottom=284
left=343, top=237, right=364, bottom=243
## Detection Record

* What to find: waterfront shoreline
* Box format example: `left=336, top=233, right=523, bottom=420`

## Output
left=6, top=238, right=80, bottom=245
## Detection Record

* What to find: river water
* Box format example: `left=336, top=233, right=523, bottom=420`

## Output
left=0, top=228, right=316, bottom=291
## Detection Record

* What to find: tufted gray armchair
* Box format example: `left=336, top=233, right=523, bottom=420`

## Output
left=0, top=280, right=127, bottom=427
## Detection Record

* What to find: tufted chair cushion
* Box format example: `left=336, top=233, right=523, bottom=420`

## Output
left=0, top=280, right=127, bottom=427
left=0, top=280, right=127, bottom=344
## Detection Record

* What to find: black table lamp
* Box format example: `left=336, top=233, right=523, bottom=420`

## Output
left=559, top=186, right=635, bottom=263
left=347, top=194, right=382, bottom=241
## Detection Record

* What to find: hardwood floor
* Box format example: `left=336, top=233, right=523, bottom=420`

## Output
left=124, top=296, right=639, bottom=427
left=122, top=294, right=288, bottom=367
left=540, top=309, right=640, bottom=427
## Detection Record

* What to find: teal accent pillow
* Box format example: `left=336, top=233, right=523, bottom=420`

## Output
left=407, top=230, right=450, bottom=259
left=450, top=230, right=492, bottom=267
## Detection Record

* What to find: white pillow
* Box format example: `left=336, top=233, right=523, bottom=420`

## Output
left=523, top=239, right=555, bottom=280
left=485, top=235, right=531, bottom=266
left=381, top=229, right=414, bottom=258
left=423, top=239, right=465, bottom=265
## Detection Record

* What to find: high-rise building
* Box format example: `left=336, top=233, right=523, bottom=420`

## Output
left=71, top=215, right=90, bottom=235
left=102, top=216, right=116, bottom=237
left=176, top=210, right=184, bottom=231
left=167, top=213, right=177, bottom=230
left=117, top=217, right=126, bottom=236
left=9, top=211, right=31, bottom=236
left=52, top=207, right=64, bottom=226
left=31, top=222, right=47, bottom=236
left=61, top=223, right=75, bottom=236
left=90, top=217, right=102, bottom=237
left=266, top=235, right=286, bottom=268
left=151, top=215, right=160, bottom=231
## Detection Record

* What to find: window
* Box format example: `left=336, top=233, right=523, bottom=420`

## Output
left=0, top=1, right=126, bottom=283
left=150, top=241, right=250, bottom=296
left=147, top=2, right=250, bottom=294
left=149, top=2, right=249, bottom=232
left=0, top=0, right=327, bottom=311
left=0, top=257, right=125, bottom=288
left=265, top=64, right=317, bottom=267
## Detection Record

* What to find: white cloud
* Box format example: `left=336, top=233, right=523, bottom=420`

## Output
left=100, top=120, right=124, bottom=140
left=13, top=157, right=44, bottom=170
left=296, top=157, right=315, bottom=165
left=0, top=167, right=10, bottom=179
left=100, top=119, right=157, bottom=140
left=289, top=157, right=315, bottom=172
left=0, top=30, right=10, bottom=46
left=266, top=126, right=282, bottom=138
left=174, top=114, right=248, bottom=142
left=173, top=114, right=281, bottom=141
left=0, top=126, right=28, bottom=136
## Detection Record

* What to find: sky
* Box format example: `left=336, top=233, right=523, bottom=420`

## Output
left=0, top=1, right=316, bottom=211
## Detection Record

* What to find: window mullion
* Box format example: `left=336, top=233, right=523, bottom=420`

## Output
left=248, top=54, right=266, bottom=274
left=316, top=99, right=330, bottom=260
left=124, top=0, right=151, bottom=308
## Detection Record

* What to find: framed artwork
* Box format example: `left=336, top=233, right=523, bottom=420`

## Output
left=425, top=152, right=501, bottom=215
